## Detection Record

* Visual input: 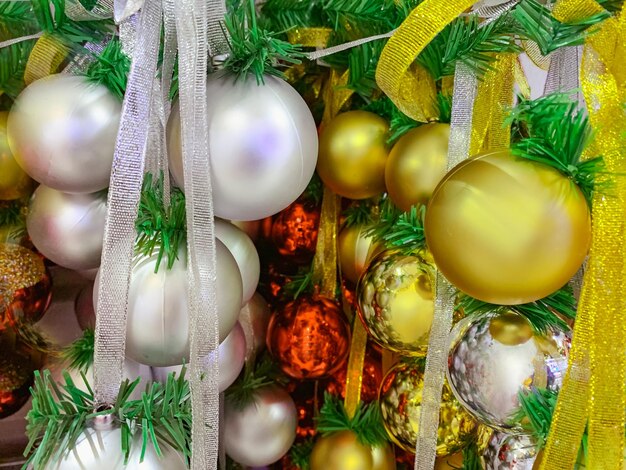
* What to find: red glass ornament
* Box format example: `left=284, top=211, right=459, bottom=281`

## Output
left=4, top=268, right=52, bottom=325
left=270, top=201, right=320, bottom=262
left=0, top=350, right=35, bottom=418
left=325, top=347, right=383, bottom=403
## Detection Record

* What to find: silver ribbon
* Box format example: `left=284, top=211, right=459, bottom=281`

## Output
left=0, top=32, right=42, bottom=48
left=174, top=0, right=220, bottom=468
left=93, top=0, right=162, bottom=405
left=114, top=0, right=144, bottom=22
left=65, top=0, right=114, bottom=20
left=414, top=62, right=478, bottom=470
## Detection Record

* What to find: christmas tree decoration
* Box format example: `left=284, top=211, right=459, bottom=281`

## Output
left=74, top=282, right=95, bottom=330
left=27, top=185, right=107, bottom=270
left=238, top=292, right=271, bottom=358
left=287, top=380, right=319, bottom=440
left=325, top=347, right=383, bottom=404
left=379, top=360, right=477, bottom=456
left=479, top=428, right=540, bottom=470
left=357, top=249, right=434, bottom=355
left=0, top=350, right=35, bottom=418
left=0, top=243, right=51, bottom=324
left=168, top=70, right=318, bottom=222
left=215, top=218, right=261, bottom=303
left=338, top=222, right=381, bottom=285
left=317, top=111, right=389, bottom=200
left=270, top=200, right=320, bottom=263
left=384, top=123, right=449, bottom=212
left=0, top=199, right=28, bottom=245
left=447, top=311, right=571, bottom=431
left=7, top=74, right=121, bottom=194
left=151, top=322, right=246, bottom=393
left=267, top=295, right=350, bottom=379
left=224, top=385, right=298, bottom=467
left=0, top=111, right=32, bottom=201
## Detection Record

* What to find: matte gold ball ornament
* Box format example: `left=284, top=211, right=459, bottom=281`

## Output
left=310, top=430, right=396, bottom=470
left=0, top=112, right=31, bottom=200
left=338, top=223, right=382, bottom=285
left=385, top=123, right=449, bottom=211
left=425, top=150, right=591, bottom=305
left=317, top=111, right=389, bottom=199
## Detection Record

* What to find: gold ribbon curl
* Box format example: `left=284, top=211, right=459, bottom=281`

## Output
left=24, top=33, right=68, bottom=85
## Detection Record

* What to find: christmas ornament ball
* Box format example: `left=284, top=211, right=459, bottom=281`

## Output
left=168, top=72, right=318, bottom=221
left=0, top=352, right=35, bottom=418
left=357, top=249, right=434, bottom=355
left=0, top=111, right=31, bottom=200
left=325, top=347, right=383, bottom=403
left=317, top=111, right=389, bottom=199
left=238, top=292, right=271, bottom=357
left=379, top=361, right=477, bottom=456
left=27, top=185, right=107, bottom=270
left=7, top=74, right=121, bottom=194
left=338, top=223, right=381, bottom=285
left=267, top=295, right=350, bottom=379
left=425, top=150, right=591, bottom=305
left=215, top=218, right=260, bottom=303
left=43, top=424, right=187, bottom=470
left=310, top=430, right=396, bottom=470
left=385, top=123, right=449, bottom=211
left=75, top=283, right=95, bottom=330
left=479, top=428, right=540, bottom=470
left=94, top=241, right=242, bottom=366
left=270, top=201, right=320, bottom=262
left=447, top=311, right=571, bottom=431
left=224, top=385, right=297, bottom=467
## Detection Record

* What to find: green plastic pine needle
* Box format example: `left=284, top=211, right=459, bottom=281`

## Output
left=0, top=200, right=24, bottom=227
left=85, top=38, right=131, bottom=100
left=462, top=439, right=483, bottom=470
left=365, top=200, right=427, bottom=253
left=289, top=438, right=314, bottom=470
left=343, top=200, right=375, bottom=228
left=225, top=355, right=287, bottom=410
left=512, top=388, right=558, bottom=446
left=62, top=329, right=94, bottom=372
left=363, top=96, right=421, bottom=143
left=282, top=267, right=315, bottom=300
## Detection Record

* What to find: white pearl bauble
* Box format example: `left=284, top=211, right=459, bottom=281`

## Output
left=216, top=219, right=260, bottom=303
left=238, top=293, right=271, bottom=358
left=43, top=425, right=187, bottom=470
left=167, top=72, right=318, bottom=221
left=151, top=322, right=246, bottom=392
left=27, top=185, right=107, bottom=270
left=94, top=241, right=243, bottom=366
left=7, top=74, right=121, bottom=194
left=224, top=385, right=297, bottom=467
left=75, top=282, right=95, bottom=330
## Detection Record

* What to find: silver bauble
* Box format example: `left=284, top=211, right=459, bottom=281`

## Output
left=479, top=428, right=539, bottom=470
left=75, top=282, right=95, bottom=330
left=94, top=241, right=243, bottom=366
left=216, top=219, right=260, bottom=303
left=151, top=322, right=246, bottom=392
left=231, top=219, right=261, bottom=241
left=27, top=185, right=107, bottom=270
left=224, top=385, right=297, bottom=467
left=238, top=292, right=271, bottom=358
left=447, top=312, right=571, bottom=431
left=168, top=72, right=318, bottom=221
left=7, top=74, right=121, bottom=193
left=44, top=423, right=186, bottom=470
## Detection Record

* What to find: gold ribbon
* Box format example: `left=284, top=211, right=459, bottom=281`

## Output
left=23, top=33, right=68, bottom=85
left=287, top=27, right=332, bottom=48
left=375, top=0, right=475, bottom=121
left=540, top=2, right=626, bottom=469
left=514, top=57, right=532, bottom=100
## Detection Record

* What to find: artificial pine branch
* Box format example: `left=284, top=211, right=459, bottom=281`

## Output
left=302, top=173, right=324, bottom=206
left=343, top=200, right=375, bottom=228
left=597, top=0, right=624, bottom=13
left=85, top=38, right=131, bottom=100
left=462, top=439, right=483, bottom=470
left=363, top=96, right=421, bottom=143
left=513, top=387, right=558, bottom=447
left=322, top=0, right=395, bottom=38
left=62, top=329, right=94, bottom=371
left=283, top=265, right=315, bottom=299
left=289, top=438, right=314, bottom=470
left=365, top=200, right=427, bottom=253
left=0, top=200, right=24, bottom=227
left=347, top=41, right=384, bottom=98
left=0, top=42, right=34, bottom=99
left=225, top=355, right=287, bottom=410
left=0, top=2, right=38, bottom=40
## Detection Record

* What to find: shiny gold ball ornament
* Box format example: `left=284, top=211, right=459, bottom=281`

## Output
left=356, top=249, right=434, bottom=355
left=385, top=123, right=449, bottom=211
left=425, top=150, right=591, bottom=305
left=338, top=223, right=382, bottom=285
left=317, top=111, right=389, bottom=199
left=379, top=361, right=477, bottom=456
left=0, top=112, right=31, bottom=200
left=310, top=430, right=396, bottom=470
left=447, top=312, right=571, bottom=431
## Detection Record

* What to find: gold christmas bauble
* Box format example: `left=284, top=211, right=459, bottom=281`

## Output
left=379, top=361, right=477, bottom=457
left=310, top=430, right=396, bottom=470
left=385, top=123, right=449, bottom=211
left=317, top=111, right=389, bottom=200
left=338, top=223, right=382, bottom=285
left=425, top=150, right=591, bottom=305
left=0, top=112, right=31, bottom=200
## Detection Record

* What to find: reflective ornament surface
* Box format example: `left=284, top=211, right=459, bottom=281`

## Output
left=224, top=385, right=297, bottom=467
left=168, top=72, right=318, bottom=221
left=75, top=282, right=95, bottom=330
left=357, top=249, right=434, bottom=355
left=94, top=241, right=242, bottom=366
left=0, top=112, right=31, bottom=200
left=287, top=380, right=318, bottom=440
left=43, top=425, right=187, bottom=470
left=0, top=351, right=34, bottom=418
left=447, top=312, right=571, bottom=430
left=310, top=430, right=396, bottom=470
left=151, top=322, right=246, bottom=392
left=216, top=218, right=260, bottom=303
left=7, top=74, right=121, bottom=194
left=385, top=123, right=449, bottom=211
left=338, top=223, right=381, bottom=285
left=271, top=201, right=320, bottom=263
left=267, top=295, right=350, bottom=379
left=479, top=428, right=540, bottom=470
left=238, top=292, right=271, bottom=358
left=425, top=150, right=591, bottom=305
left=317, top=111, right=389, bottom=199
left=27, top=185, right=107, bottom=270
left=325, top=347, right=383, bottom=403
left=379, top=361, right=477, bottom=456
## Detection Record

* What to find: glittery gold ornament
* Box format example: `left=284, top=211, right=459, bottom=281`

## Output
left=385, top=123, right=449, bottom=211
left=310, top=430, right=396, bottom=470
left=379, top=361, right=477, bottom=456
left=0, top=112, right=32, bottom=200
left=317, top=111, right=389, bottom=200
left=356, top=249, right=434, bottom=355
left=425, top=150, right=591, bottom=305
left=338, top=223, right=381, bottom=285
left=447, top=312, right=571, bottom=431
